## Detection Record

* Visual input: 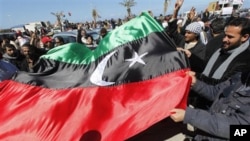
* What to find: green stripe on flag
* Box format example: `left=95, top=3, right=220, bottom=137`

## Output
left=41, top=12, right=164, bottom=65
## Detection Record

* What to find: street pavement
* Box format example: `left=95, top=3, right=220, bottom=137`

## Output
left=127, top=117, right=191, bottom=141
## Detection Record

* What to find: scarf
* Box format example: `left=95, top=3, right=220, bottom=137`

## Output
left=184, top=42, right=197, bottom=50
left=202, top=41, right=249, bottom=79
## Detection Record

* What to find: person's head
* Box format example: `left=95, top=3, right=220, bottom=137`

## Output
left=21, top=43, right=32, bottom=57
left=54, top=36, right=65, bottom=47
left=41, top=36, right=53, bottom=49
left=100, top=28, right=108, bottom=38
left=3, top=43, right=16, bottom=57
left=16, top=30, right=22, bottom=37
left=86, top=35, right=94, bottom=45
left=222, top=17, right=250, bottom=50
left=46, top=32, right=54, bottom=38
left=1, top=37, right=10, bottom=48
left=81, top=29, right=87, bottom=37
left=196, top=17, right=202, bottom=22
left=185, top=22, right=202, bottom=43
left=148, top=10, right=153, bottom=17
left=210, top=18, right=226, bottom=36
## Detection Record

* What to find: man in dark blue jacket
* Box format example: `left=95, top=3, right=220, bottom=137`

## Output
left=170, top=71, right=250, bottom=141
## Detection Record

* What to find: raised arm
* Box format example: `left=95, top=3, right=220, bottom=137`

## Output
left=172, top=0, right=184, bottom=20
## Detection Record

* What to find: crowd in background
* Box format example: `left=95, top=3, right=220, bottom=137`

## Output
left=1, top=0, right=250, bottom=140
left=2, top=5, right=248, bottom=73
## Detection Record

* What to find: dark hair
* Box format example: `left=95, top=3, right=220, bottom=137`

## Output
left=100, top=28, right=108, bottom=38
left=21, top=43, right=33, bottom=52
left=4, top=43, right=16, bottom=50
left=226, top=17, right=250, bottom=35
left=210, top=18, right=226, bottom=34
left=1, top=38, right=10, bottom=45
left=55, top=36, right=65, bottom=44
left=86, top=35, right=93, bottom=41
left=100, top=28, right=107, bottom=34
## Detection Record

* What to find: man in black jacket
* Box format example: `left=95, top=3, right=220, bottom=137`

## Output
left=200, top=17, right=250, bottom=85
left=181, top=22, right=206, bottom=73
left=205, top=17, right=226, bottom=62
left=187, top=17, right=250, bottom=109
left=167, top=0, right=206, bottom=73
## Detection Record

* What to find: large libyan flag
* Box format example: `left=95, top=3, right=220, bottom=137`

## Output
left=0, top=12, right=191, bottom=141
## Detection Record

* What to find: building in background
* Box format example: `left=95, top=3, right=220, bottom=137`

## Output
left=208, top=0, right=244, bottom=15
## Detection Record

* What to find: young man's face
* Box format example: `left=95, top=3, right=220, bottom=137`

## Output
left=81, top=30, right=87, bottom=36
left=87, top=36, right=93, bottom=45
left=185, top=31, right=197, bottom=43
left=44, top=41, right=53, bottom=49
left=21, top=46, right=30, bottom=56
left=223, top=25, right=249, bottom=50
left=6, top=47, right=16, bottom=57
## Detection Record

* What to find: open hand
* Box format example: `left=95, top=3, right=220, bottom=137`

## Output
left=174, top=0, right=184, bottom=10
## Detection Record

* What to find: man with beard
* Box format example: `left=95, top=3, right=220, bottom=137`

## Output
left=190, top=17, right=250, bottom=110
left=200, top=17, right=250, bottom=85
left=2, top=43, right=24, bottom=69
left=177, top=17, right=250, bottom=141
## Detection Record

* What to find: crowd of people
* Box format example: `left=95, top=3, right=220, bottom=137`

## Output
left=1, top=0, right=250, bottom=140
left=0, top=20, right=112, bottom=74
left=163, top=0, right=250, bottom=141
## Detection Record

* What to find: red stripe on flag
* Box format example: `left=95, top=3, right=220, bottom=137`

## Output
left=0, top=69, right=191, bottom=141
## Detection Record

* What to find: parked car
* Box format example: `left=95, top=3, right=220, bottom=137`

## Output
left=52, top=29, right=99, bottom=44
left=87, top=30, right=99, bottom=42
left=52, top=30, right=77, bottom=43
left=0, top=32, right=17, bottom=41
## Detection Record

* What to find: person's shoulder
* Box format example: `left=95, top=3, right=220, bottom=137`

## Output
left=194, top=40, right=206, bottom=49
left=241, top=42, right=250, bottom=53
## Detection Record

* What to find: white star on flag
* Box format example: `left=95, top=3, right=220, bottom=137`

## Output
left=125, top=52, right=148, bottom=67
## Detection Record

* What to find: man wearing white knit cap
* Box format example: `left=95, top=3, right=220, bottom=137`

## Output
left=184, top=22, right=202, bottom=51
left=178, top=21, right=206, bottom=73
left=166, top=0, right=206, bottom=73
left=185, top=22, right=202, bottom=37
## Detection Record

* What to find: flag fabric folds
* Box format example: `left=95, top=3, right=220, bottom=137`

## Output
left=0, top=12, right=191, bottom=141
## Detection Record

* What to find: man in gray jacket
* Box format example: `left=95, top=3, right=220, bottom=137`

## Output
left=170, top=71, right=250, bottom=141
